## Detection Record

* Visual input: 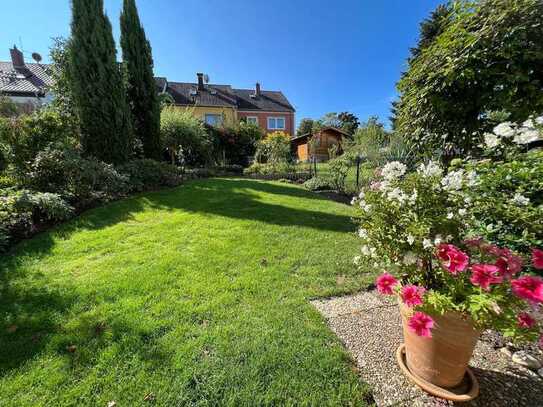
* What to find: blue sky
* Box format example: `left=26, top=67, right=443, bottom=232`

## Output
left=2, top=0, right=444, bottom=128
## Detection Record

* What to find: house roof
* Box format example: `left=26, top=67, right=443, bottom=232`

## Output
left=156, top=79, right=295, bottom=112
left=0, top=61, right=53, bottom=96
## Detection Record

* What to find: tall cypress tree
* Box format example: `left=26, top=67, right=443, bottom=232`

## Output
left=70, top=0, right=132, bottom=164
left=120, top=0, right=161, bottom=160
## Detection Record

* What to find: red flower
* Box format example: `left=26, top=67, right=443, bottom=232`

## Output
left=407, top=312, right=434, bottom=338
left=517, top=312, right=536, bottom=329
left=532, top=248, right=543, bottom=270
left=511, top=275, right=543, bottom=304
left=436, top=244, right=469, bottom=275
left=400, top=285, right=425, bottom=307
left=495, top=249, right=523, bottom=279
left=376, top=273, right=398, bottom=295
left=470, top=264, right=503, bottom=291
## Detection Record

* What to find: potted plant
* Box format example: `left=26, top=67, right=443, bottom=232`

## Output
left=352, top=160, right=543, bottom=397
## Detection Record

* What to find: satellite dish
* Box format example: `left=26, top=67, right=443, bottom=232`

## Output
left=203, top=74, right=210, bottom=84
left=31, top=52, right=42, bottom=63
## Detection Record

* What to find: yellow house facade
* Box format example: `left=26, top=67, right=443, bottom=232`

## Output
left=157, top=73, right=295, bottom=134
left=179, top=105, right=238, bottom=128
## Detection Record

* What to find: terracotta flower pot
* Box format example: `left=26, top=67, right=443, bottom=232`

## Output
left=399, top=301, right=480, bottom=388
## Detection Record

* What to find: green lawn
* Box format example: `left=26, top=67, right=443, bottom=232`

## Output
left=0, top=178, right=375, bottom=406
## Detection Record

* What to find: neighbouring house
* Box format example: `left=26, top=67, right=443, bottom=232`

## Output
left=291, top=127, right=351, bottom=162
left=0, top=46, right=53, bottom=111
left=157, top=73, right=295, bottom=136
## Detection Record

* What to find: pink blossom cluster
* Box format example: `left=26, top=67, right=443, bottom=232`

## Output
left=374, top=244, right=543, bottom=343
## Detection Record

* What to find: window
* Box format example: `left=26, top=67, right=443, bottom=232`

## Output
left=205, top=114, right=223, bottom=126
left=246, top=116, right=258, bottom=125
left=267, top=117, right=285, bottom=130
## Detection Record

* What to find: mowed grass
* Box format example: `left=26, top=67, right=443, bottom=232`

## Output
left=0, top=178, right=375, bottom=406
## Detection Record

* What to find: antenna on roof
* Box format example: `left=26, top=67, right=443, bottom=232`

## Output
left=31, top=52, right=42, bottom=64
left=204, top=74, right=210, bottom=84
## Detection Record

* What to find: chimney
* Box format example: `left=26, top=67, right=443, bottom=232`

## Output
left=10, top=45, right=25, bottom=69
left=197, top=73, right=204, bottom=90
left=255, top=82, right=261, bottom=97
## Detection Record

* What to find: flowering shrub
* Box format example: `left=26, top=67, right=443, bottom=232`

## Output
left=353, top=160, right=543, bottom=345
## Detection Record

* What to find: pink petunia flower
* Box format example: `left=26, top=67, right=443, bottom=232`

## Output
left=511, top=275, right=543, bottom=304
left=495, top=249, right=523, bottom=279
left=532, top=248, right=543, bottom=270
left=436, top=244, right=469, bottom=275
left=470, top=264, right=503, bottom=291
left=376, top=273, right=398, bottom=295
left=517, top=312, right=536, bottom=329
left=400, top=285, right=426, bottom=307
left=407, top=312, right=434, bottom=338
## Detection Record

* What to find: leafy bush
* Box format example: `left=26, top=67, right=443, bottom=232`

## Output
left=0, top=188, right=73, bottom=247
left=185, top=168, right=215, bottom=179
left=213, top=164, right=244, bottom=175
left=212, top=121, right=262, bottom=166
left=459, top=150, right=543, bottom=257
left=0, top=109, right=76, bottom=174
left=303, top=176, right=332, bottom=191
left=160, top=107, right=213, bottom=166
left=395, top=0, right=543, bottom=159
left=243, top=162, right=294, bottom=175
left=255, top=131, right=291, bottom=164
left=118, top=159, right=182, bottom=192
left=27, top=146, right=129, bottom=203
left=327, top=156, right=351, bottom=192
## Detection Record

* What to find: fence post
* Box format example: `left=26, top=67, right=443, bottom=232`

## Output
left=356, top=156, right=360, bottom=189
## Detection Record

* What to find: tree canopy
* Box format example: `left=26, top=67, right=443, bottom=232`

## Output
left=120, top=0, right=161, bottom=160
left=395, top=0, right=543, bottom=160
left=70, top=0, right=132, bottom=164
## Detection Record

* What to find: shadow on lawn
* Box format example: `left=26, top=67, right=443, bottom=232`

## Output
left=5, top=178, right=354, bottom=262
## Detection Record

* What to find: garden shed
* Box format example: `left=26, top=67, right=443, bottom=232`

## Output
left=291, top=127, right=351, bottom=162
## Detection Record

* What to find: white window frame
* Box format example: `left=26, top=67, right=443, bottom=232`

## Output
left=267, top=116, right=286, bottom=130
left=246, top=116, right=258, bottom=125
left=204, top=113, right=223, bottom=126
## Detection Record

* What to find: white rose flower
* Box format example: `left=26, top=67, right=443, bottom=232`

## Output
left=353, top=255, right=361, bottom=266
left=446, top=212, right=454, bottom=219
left=417, top=161, right=443, bottom=178
left=535, top=116, right=543, bottom=125
left=381, top=161, right=407, bottom=181
left=357, top=228, right=368, bottom=239
left=403, top=252, right=418, bottom=265
left=441, top=170, right=464, bottom=191
left=358, top=191, right=365, bottom=199
left=359, top=201, right=372, bottom=212
left=458, top=208, right=467, bottom=216
left=406, top=234, right=415, bottom=245
left=483, top=133, right=500, bottom=148
left=361, top=245, right=377, bottom=258
left=434, top=235, right=443, bottom=245
left=350, top=197, right=357, bottom=205
left=423, top=238, right=433, bottom=249
left=512, top=193, right=530, bottom=206
left=387, top=187, right=408, bottom=205
left=513, top=128, right=541, bottom=145
left=493, top=122, right=516, bottom=138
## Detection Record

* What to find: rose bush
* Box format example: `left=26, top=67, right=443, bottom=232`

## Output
left=353, top=160, right=542, bottom=345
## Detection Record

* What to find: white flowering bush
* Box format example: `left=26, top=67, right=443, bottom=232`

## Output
left=352, top=160, right=474, bottom=275
left=481, top=115, right=543, bottom=158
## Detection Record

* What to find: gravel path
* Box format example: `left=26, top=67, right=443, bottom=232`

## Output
left=311, top=290, right=543, bottom=406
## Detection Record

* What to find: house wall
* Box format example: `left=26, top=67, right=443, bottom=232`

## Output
left=238, top=111, right=295, bottom=137
left=176, top=105, right=238, bottom=127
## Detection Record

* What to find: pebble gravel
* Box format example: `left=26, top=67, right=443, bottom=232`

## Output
left=311, top=290, right=543, bottom=407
